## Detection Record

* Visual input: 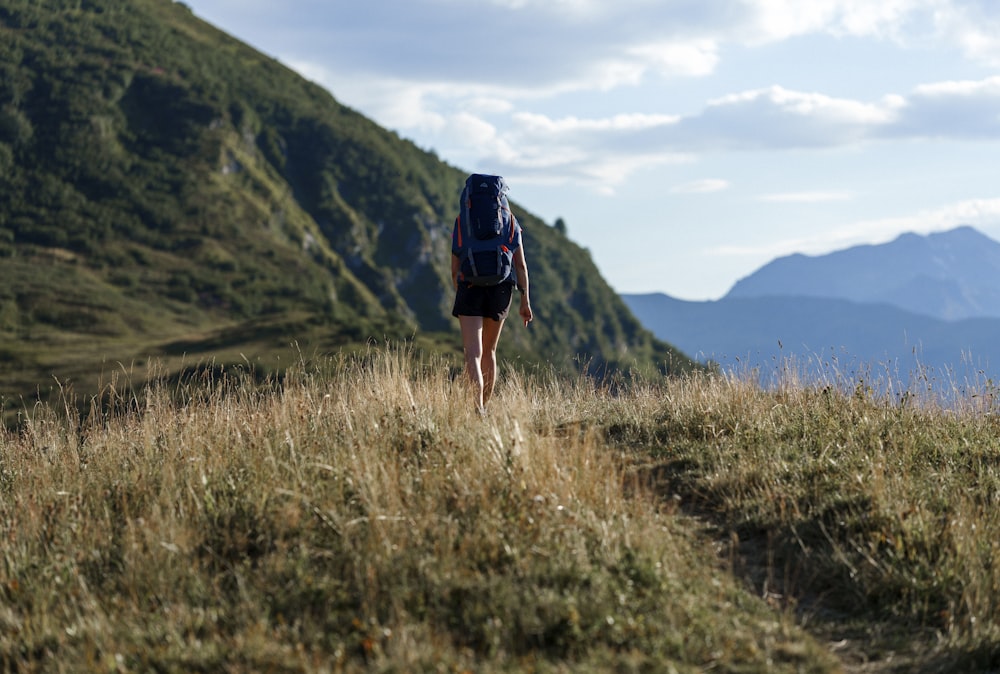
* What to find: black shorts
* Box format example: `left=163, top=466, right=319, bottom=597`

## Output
left=452, top=283, right=514, bottom=321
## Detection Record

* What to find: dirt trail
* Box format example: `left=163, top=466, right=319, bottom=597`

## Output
left=632, top=459, right=937, bottom=674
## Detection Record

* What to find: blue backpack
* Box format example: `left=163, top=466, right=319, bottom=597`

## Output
left=456, top=174, right=516, bottom=286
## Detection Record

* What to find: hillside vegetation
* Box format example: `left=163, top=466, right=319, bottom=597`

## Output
left=4, top=347, right=1000, bottom=671
left=0, top=0, right=693, bottom=412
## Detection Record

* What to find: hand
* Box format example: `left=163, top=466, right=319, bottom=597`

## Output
left=519, top=297, right=533, bottom=327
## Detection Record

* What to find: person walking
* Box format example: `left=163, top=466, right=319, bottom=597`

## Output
left=451, top=174, right=533, bottom=414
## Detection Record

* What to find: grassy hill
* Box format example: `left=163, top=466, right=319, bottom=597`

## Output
left=5, top=347, right=1000, bottom=671
left=0, top=0, right=694, bottom=413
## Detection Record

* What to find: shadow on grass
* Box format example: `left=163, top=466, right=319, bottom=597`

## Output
left=628, top=456, right=1000, bottom=674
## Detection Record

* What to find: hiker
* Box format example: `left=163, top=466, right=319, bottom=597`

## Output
left=451, top=174, right=533, bottom=413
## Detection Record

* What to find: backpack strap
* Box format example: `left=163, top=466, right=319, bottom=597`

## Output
left=460, top=185, right=475, bottom=249
left=465, top=247, right=480, bottom=279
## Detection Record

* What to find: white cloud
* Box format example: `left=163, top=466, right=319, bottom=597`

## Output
left=913, top=75, right=1000, bottom=97
left=672, top=179, right=731, bottom=194
left=199, top=1, right=1000, bottom=155
left=193, top=0, right=1000, bottom=95
left=661, top=86, right=902, bottom=152
left=733, top=0, right=937, bottom=45
left=627, top=40, right=720, bottom=78
left=511, top=112, right=680, bottom=133
left=449, top=113, right=501, bottom=151
left=741, top=0, right=840, bottom=43
left=830, top=0, right=929, bottom=37
left=356, top=73, right=1000, bottom=189
left=289, top=44, right=1000, bottom=188
left=940, top=197, right=1000, bottom=226
left=708, top=85, right=899, bottom=125
left=892, top=75, right=1000, bottom=137
left=930, top=1, right=1000, bottom=67
left=670, top=75, right=1000, bottom=150
left=465, top=111, right=688, bottom=187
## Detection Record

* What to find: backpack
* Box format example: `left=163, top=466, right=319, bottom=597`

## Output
left=456, top=174, right=516, bottom=286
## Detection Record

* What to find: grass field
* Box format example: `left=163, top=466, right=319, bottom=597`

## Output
left=2, top=346, right=999, bottom=672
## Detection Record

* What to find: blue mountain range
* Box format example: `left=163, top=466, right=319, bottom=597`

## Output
left=726, top=226, right=1000, bottom=320
left=623, top=226, right=1000, bottom=396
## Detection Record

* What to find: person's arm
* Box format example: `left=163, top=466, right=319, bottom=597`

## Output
left=451, top=215, right=465, bottom=289
left=513, top=246, right=532, bottom=327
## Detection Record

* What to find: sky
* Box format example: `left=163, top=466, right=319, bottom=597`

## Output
left=181, top=0, right=1000, bottom=301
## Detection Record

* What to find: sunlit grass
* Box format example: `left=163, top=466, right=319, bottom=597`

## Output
left=621, top=361, right=1000, bottom=671
left=4, top=345, right=1000, bottom=671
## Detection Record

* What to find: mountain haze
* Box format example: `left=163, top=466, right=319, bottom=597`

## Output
left=623, top=292, right=1000, bottom=389
left=0, top=0, right=693, bottom=405
left=624, top=227, right=1000, bottom=393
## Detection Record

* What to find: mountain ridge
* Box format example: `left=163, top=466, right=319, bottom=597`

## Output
left=725, top=225, right=1000, bottom=321
left=625, top=226, right=1000, bottom=392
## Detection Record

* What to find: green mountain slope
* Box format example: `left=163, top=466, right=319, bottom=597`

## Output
left=0, top=0, right=694, bottom=405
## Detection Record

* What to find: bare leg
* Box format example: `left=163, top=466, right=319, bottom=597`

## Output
left=481, top=317, right=506, bottom=407
left=459, top=315, right=485, bottom=411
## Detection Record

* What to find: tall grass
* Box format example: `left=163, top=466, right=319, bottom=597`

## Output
left=612, top=364, right=1000, bottom=671
left=0, top=347, right=836, bottom=673
left=5, top=345, right=1000, bottom=671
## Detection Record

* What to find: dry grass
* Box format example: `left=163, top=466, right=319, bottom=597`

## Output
left=4, top=345, right=1000, bottom=671
left=608, top=367, right=1000, bottom=672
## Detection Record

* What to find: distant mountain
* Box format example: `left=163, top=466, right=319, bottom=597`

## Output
left=624, top=227, right=1000, bottom=394
left=726, top=226, right=1000, bottom=321
left=0, top=0, right=694, bottom=406
left=622, top=292, right=1000, bottom=393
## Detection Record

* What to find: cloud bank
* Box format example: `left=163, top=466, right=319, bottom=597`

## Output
left=249, top=0, right=1000, bottom=191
